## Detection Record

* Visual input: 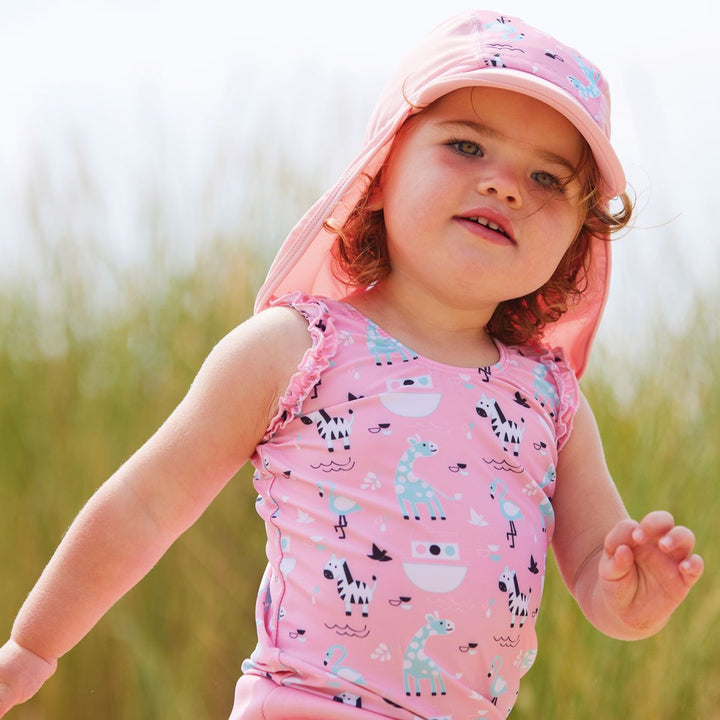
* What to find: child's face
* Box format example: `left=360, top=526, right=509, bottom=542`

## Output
left=374, top=86, right=587, bottom=315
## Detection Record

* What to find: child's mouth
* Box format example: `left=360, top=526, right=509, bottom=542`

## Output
left=467, top=216, right=510, bottom=238
left=458, top=214, right=515, bottom=244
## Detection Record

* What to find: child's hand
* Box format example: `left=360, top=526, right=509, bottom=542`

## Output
left=599, top=511, right=704, bottom=636
left=0, top=639, right=57, bottom=718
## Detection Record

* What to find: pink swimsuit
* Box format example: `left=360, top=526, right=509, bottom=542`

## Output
left=232, top=293, right=579, bottom=719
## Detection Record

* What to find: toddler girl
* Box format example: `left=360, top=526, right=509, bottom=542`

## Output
left=0, top=10, right=703, bottom=720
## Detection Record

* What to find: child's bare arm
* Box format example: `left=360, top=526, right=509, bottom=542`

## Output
left=0, top=306, right=311, bottom=716
left=551, top=393, right=703, bottom=640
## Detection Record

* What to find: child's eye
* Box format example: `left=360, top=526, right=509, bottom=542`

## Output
left=532, top=171, right=564, bottom=192
left=450, top=140, right=483, bottom=157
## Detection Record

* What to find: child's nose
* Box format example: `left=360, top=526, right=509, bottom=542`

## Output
left=476, top=168, right=523, bottom=207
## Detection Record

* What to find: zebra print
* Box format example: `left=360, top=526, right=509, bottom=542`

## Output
left=301, top=408, right=354, bottom=452
left=323, top=554, right=377, bottom=617
left=475, top=394, right=525, bottom=456
left=498, top=566, right=531, bottom=628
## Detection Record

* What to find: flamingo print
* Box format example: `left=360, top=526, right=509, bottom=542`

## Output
left=488, top=655, right=507, bottom=705
left=489, top=478, right=523, bottom=548
left=323, top=644, right=367, bottom=686
left=318, top=482, right=362, bottom=539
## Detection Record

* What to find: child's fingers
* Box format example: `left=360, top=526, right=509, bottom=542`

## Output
left=599, top=542, right=635, bottom=582
left=603, top=518, right=639, bottom=556
left=657, top=525, right=697, bottom=561
left=679, top=553, right=704, bottom=584
left=600, top=518, right=638, bottom=584
left=634, top=515, right=701, bottom=573
left=633, top=510, right=675, bottom=543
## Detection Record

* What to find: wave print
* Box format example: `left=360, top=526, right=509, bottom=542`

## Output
left=482, top=457, right=524, bottom=473
left=310, top=457, right=356, bottom=472
left=323, top=622, right=371, bottom=638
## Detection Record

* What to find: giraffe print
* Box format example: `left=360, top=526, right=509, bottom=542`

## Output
left=365, top=320, right=418, bottom=365
left=402, top=612, right=454, bottom=697
left=394, top=436, right=446, bottom=520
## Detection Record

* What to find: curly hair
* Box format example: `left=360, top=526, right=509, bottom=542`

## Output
left=329, top=141, right=633, bottom=348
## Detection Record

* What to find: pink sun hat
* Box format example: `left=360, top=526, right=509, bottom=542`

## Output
left=254, top=10, right=626, bottom=377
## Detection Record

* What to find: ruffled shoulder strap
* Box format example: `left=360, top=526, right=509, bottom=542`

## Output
left=261, top=292, right=338, bottom=442
left=537, top=347, right=581, bottom=451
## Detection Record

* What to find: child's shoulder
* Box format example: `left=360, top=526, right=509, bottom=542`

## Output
left=220, top=303, right=314, bottom=380
left=199, top=305, right=313, bottom=414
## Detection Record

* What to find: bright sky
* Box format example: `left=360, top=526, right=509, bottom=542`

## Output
left=1, top=0, right=718, bottom=358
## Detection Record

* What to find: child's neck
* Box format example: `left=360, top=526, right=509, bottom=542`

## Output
left=346, top=283, right=501, bottom=368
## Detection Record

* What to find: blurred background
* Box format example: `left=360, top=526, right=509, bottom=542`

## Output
left=1, top=0, right=717, bottom=718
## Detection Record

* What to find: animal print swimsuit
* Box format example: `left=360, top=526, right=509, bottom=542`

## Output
left=234, top=293, right=580, bottom=720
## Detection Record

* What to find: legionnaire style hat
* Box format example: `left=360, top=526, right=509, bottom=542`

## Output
left=254, top=10, right=626, bottom=377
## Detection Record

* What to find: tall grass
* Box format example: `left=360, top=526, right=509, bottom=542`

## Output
left=1, top=153, right=717, bottom=719
left=1, top=230, right=266, bottom=719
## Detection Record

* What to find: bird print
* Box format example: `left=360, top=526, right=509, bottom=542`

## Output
left=318, top=482, right=362, bottom=539
left=367, top=543, right=392, bottom=562
left=323, top=644, right=367, bottom=685
left=489, top=478, right=523, bottom=548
